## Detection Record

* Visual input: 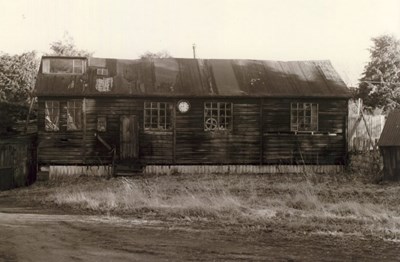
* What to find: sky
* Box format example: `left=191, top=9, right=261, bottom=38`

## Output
left=0, top=0, right=399, bottom=86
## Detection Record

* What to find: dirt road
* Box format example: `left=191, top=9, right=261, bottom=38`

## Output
left=0, top=204, right=399, bottom=262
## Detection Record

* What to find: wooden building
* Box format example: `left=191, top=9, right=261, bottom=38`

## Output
left=378, top=110, right=400, bottom=180
left=0, top=134, right=37, bottom=190
left=35, top=56, right=350, bottom=175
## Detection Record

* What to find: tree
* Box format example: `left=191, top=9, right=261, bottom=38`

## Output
left=0, top=51, right=39, bottom=105
left=0, top=51, right=39, bottom=132
left=48, top=32, right=93, bottom=57
left=0, top=33, right=93, bottom=132
left=357, top=35, right=400, bottom=112
left=139, top=50, right=172, bottom=60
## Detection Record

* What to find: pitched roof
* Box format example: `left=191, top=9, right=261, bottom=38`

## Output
left=378, top=110, right=400, bottom=147
left=35, top=57, right=350, bottom=98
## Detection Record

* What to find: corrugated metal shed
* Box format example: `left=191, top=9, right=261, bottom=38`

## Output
left=35, top=57, right=350, bottom=98
left=378, top=110, right=400, bottom=146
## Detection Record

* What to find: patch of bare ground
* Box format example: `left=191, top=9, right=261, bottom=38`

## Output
left=1, top=171, right=400, bottom=260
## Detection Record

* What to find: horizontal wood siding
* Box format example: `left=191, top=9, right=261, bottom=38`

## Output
left=85, top=98, right=173, bottom=164
left=38, top=97, right=347, bottom=166
left=263, top=134, right=346, bottom=164
left=38, top=99, right=85, bottom=164
left=175, top=99, right=261, bottom=164
left=38, top=98, right=174, bottom=165
left=262, top=99, right=347, bottom=164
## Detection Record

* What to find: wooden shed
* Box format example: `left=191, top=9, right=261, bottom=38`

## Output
left=34, top=56, right=350, bottom=175
left=0, top=134, right=37, bottom=189
left=378, top=110, right=400, bottom=180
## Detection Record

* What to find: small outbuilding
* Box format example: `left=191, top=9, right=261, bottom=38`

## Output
left=378, top=110, right=400, bottom=180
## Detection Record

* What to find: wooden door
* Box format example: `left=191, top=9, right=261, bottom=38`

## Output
left=120, top=115, right=138, bottom=160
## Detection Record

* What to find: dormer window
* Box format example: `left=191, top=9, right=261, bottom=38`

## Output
left=42, top=58, right=86, bottom=74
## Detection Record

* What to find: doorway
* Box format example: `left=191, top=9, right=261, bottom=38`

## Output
left=120, top=115, right=138, bottom=160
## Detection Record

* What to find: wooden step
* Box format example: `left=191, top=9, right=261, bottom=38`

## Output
left=114, top=163, right=144, bottom=176
left=115, top=171, right=143, bottom=177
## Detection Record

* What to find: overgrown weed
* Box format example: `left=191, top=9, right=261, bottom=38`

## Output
left=36, top=172, right=400, bottom=240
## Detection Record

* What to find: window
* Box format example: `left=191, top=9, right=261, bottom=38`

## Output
left=45, top=101, right=60, bottom=131
left=144, top=102, right=172, bottom=131
left=291, top=103, right=318, bottom=132
left=67, top=100, right=82, bottom=131
left=204, top=102, right=232, bottom=131
left=97, top=116, right=107, bottom=132
left=96, top=68, right=109, bottom=76
left=42, top=58, right=85, bottom=74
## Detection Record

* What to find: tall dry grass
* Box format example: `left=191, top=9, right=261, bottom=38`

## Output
left=45, top=173, right=400, bottom=241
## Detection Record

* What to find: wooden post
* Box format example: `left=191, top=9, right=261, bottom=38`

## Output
left=361, top=113, right=374, bottom=150
left=24, top=97, right=35, bottom=134
left=112, top=147, right=116, bottom=177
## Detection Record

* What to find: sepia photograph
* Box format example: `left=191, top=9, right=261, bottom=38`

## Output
left=0, top=0, right=399, bottom=261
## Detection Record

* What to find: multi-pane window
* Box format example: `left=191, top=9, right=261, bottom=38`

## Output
left=291, top=103, right=318, bottom=132
left=42, top=58, right=85, bottom=74
left=67, top=100, right=82, bottom=131
left=97, top=116, right=107, bottom=132
left=45, top=101, right=60, bottom=131
left=144, top=102, right=172, bottom=131
left=204, top=102, right=233, bottom=131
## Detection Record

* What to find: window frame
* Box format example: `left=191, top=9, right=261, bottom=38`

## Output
left=143, top=102, right=173, bottom=132
left=290, top=102, right=319, bottom=132
left=42, top=58, right=86, bottom=75
left=44, top=100, right=60, bottom=132
left=67, top=100, right=83, bottom=131
left=96, top=68, right=109, bottom=76
left=203, top=102, right=233, bottom=132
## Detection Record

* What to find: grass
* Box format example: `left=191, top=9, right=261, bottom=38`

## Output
left=8, top=172, right=400, bottom=242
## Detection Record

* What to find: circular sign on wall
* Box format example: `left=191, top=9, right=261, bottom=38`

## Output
left=177, top=100, right=190, bottom=113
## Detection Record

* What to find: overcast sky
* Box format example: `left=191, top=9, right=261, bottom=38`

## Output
left=0, top=0, right=399, bottom=86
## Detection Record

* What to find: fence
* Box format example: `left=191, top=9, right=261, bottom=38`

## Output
left=348, top=114, right=385, bottom=152
left=0, top=135, right=36, bottom=190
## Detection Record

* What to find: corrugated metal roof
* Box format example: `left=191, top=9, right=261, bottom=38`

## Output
left=378, top=110, right=400, bottom=147
left=35, top=57, right=350, bottom=98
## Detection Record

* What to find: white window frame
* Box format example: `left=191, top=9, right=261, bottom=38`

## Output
left=45, top=101, right=60, bottom=131
left=290, top=102, right=318, bottom=132
left=42, top=58, right=86, bottom=75
left=67, top=100, right=83, bottom=131
left=144, top=102, right=173, bottom=131
left=204, top=102, right=233, bottom=131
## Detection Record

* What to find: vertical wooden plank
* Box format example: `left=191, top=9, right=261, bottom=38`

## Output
left=344, top=99, right=349, bottom=160
left=260, top=98, right=264, bottom=165
left=120, top=116, right=128, bottom=159
left=82, top=98, right=87, bottom=164
left=173, top=100, right=176, bottom=164
left=120, top=115, right=139, bottom=160
left=132, top=115, right=139, bottom=158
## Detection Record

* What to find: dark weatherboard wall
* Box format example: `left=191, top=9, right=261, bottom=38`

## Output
left=37, top=97, right=348, bottom=166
